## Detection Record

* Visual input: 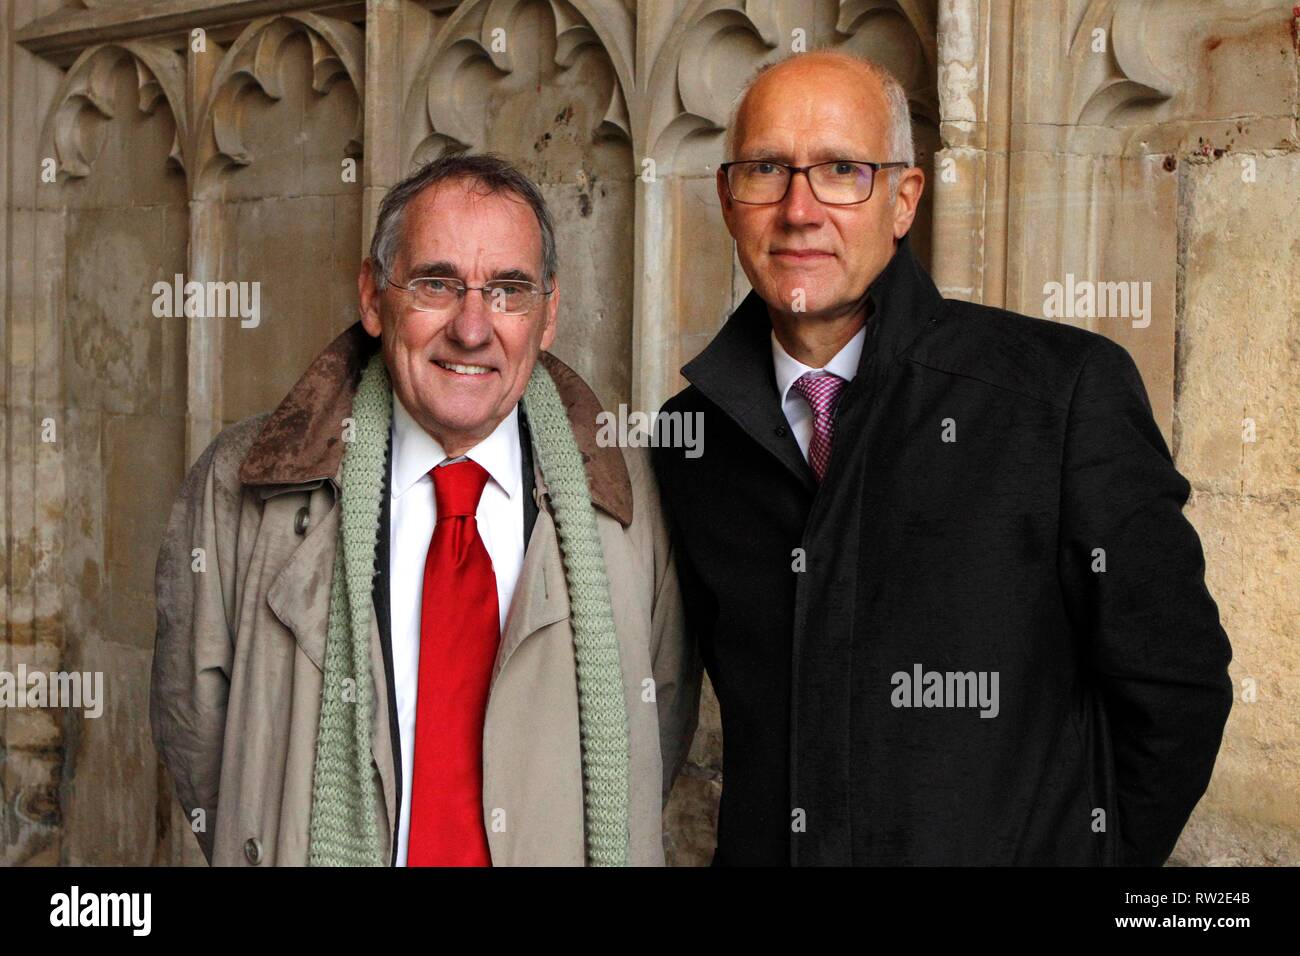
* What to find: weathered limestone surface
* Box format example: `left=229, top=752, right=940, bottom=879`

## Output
left=1171, top=152, right=1300, bottom=866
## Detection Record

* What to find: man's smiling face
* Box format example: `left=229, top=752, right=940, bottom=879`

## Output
left=358, top=177, right=557, bottom=457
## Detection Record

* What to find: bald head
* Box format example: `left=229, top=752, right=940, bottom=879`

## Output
left=725, top=51, right=914, bottom=175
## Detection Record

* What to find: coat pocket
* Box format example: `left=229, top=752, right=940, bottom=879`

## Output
left=265, top=492, right=340, bottom=672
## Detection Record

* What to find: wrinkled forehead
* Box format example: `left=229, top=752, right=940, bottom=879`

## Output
left=733, top=64, right=892, bottom=161
left=396, top=177, right=543, bottom=272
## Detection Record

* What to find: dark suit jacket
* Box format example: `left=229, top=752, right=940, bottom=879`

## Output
left=653, top=234, right=1233, bottom=865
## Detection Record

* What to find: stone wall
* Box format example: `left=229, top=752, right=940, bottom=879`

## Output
left=1, top=0, right=1295, bottom=866
left=1174, top=150, right=1300, bottom=865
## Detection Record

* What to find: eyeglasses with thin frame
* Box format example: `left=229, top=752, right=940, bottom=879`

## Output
left=385, top=274, right=554, bottom=316
left=720, top=159, right=910, bottom=206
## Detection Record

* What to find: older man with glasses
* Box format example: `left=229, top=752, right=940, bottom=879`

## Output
left=653, top=50, right=1232, bottom=866
left=151, top=154, right=700, bottom=867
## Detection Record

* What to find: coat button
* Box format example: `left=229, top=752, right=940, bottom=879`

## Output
left=293, top=507, right=310, bottom=535
left=244, top=837, right=263, bottom=865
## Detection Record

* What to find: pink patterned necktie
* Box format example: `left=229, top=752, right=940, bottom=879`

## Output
left=791, top=371, right=847, bottom=483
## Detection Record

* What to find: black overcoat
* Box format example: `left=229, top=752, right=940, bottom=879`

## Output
left=653, top=235, right=1233, bottom=865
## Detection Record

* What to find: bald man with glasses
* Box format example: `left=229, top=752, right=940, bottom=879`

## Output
left=653, top=51, right=1232, bottom=867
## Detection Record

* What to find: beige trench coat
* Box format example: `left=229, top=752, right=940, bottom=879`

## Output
left=150, top=323, right=701, bottom=866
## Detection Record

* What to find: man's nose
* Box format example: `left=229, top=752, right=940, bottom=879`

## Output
left=447, top=291, right=494, bottom=349
left=778, top=170, right=826, bottom=227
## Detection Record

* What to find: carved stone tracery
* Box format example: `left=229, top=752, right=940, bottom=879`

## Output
left=404, top=0, right=633, bottom=174
left=37, top=11, right=367, bottom=192
left=194, top=13, right=365, bottom=191
left=1068, top=0, right=1175, bottom=128
left=42, top=40, right=188, bottom=180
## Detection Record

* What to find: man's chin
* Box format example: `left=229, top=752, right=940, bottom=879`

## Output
left=432, top=407, right=499, bottom=435
left=407, top=388, right=504, bottom=442
left=762, top=286, right=851, bottom=320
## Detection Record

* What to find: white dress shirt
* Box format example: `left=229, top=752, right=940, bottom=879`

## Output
left=771, top=325, right=867, bottom=461
left=387, top=396, right=526, bottom=866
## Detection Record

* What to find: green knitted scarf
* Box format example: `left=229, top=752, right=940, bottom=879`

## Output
left=307, top=353, right=630, bottom=866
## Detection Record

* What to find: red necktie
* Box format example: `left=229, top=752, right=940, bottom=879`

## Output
left=406, top=459, right=499, bottom=866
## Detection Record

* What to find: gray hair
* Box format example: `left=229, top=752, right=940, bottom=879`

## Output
left=723, top=50, right=915, bottom=201
left=369, top=153, right=557, bottom=290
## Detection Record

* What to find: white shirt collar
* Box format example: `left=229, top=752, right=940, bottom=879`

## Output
left=390, top=395, right=521, bottom=502
left=771, top=324, right=867, bottom=406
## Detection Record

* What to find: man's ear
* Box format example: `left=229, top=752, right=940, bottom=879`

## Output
left=715, top=168, right=736, bottom=235
left=540, top=274, right=559, bottom=352
left=892, top=167, right=926, bottom=240
left=358, top=258, right=384, bottom=338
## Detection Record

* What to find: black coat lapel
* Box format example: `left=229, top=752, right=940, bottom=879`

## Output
left=681, top=291, right=815, bottom=490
